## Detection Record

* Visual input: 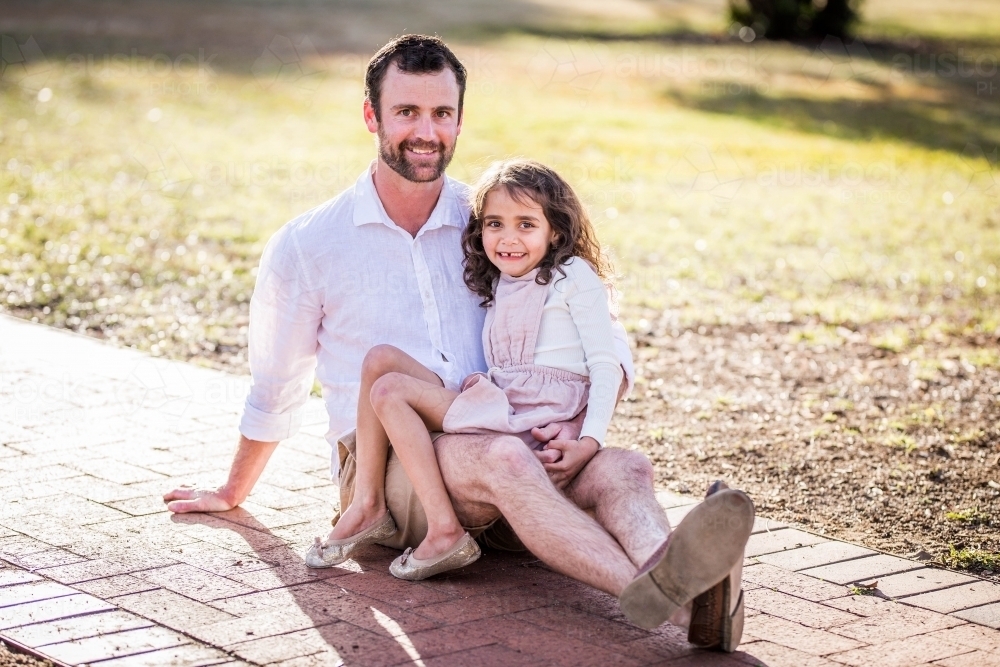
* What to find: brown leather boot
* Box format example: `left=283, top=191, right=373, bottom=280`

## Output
left=687, top=480, right=746, bottom=652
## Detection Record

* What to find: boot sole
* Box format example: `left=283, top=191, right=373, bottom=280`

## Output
left=620, top=489, right=754, bottom=629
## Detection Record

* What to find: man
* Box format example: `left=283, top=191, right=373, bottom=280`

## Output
left=164, top=35, right=753, bottom=651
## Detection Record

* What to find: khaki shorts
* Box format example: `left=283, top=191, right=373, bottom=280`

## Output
left=337, top=429, right=526, bottom=552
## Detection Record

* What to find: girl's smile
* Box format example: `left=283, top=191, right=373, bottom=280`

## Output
left=481, top=188, right=557, bottom=278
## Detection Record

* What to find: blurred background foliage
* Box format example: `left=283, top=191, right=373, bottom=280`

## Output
left=729, top=0, right=861, bottom=40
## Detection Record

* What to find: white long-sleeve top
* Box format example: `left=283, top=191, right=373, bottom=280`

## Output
left=239, top=163, right=635, bottom=473
left=532, top=258, right=623, bottom=445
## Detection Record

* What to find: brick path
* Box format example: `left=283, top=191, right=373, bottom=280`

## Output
left=1, top=313, right=999, bottom=666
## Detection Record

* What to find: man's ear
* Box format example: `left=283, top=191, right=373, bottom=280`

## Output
left=363, top=99, right=378, bottom=134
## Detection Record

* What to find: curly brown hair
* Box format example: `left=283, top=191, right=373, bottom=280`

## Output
left=461, top=159, right=613, bottom=307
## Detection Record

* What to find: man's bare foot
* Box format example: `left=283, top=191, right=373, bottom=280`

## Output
left=412, top=525, right=467, bottom=560
left=329, top=501, right=387, bottom=542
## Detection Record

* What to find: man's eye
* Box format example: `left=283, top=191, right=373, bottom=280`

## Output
left=400, top=109, right=412, bottom=116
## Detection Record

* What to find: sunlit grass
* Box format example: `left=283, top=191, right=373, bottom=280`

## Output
left=860, top=0, right=1000, bottom=43
left=1, top=21, right=998, bottom=366
left=942, top=545, right=1000, bottom=571
left=944, top=508, right=989, bottom=523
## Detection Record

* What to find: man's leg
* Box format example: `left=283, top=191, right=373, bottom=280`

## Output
left=433, top=432, right=637, bottom=596
left=562, top=451, right=753, bottom=630
left=560, top=448, right=693, bottom=626
left=431, top=434, right=751, bottom=634
left=562, top=448, right=670, bottom=568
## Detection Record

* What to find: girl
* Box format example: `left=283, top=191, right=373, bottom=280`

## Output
left=305, top=159, right=623, bottom=580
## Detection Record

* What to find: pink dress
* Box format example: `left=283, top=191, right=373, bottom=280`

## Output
left=442, top=268, right=590, bottom=442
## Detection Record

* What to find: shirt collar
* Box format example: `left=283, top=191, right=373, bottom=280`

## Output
left=352, top=160, right=466, bottom=232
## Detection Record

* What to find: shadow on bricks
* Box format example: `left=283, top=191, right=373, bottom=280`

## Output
left=167, top=510, right=773, bottom=666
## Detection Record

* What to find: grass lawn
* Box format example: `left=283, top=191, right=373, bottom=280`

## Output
left=1, top=0, right=999, bottom=571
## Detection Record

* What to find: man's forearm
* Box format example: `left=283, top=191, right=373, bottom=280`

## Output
left=219, top=435, right=279, bottom=506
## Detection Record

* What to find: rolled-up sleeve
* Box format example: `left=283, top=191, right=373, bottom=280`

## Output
left=239, top=226, right=323, bottom=442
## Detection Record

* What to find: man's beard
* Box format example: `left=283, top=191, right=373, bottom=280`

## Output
left=377, top=125, right=455, bottom=183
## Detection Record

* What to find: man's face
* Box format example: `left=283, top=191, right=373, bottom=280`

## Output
left=366, top=65, right=462, bottom=183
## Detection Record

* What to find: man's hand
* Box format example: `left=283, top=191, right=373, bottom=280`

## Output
left=162, top=435, right=278, bottom=514
left=532, top=435, right=600, bottom=490
left=163, top=486, right=237, bottom=513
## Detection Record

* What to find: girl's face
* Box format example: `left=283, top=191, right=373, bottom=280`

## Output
left=481, top=187, right=557, bottom=278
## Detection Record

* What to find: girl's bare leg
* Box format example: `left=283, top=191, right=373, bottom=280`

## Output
left=330, top=345, right=444, bottom=541
left=370, top=372, right=461, bottom=560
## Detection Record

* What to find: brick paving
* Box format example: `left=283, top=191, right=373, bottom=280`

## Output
left=2, top=313, right=1000, bottom=666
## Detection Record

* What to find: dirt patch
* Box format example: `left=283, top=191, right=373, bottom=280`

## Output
left=0, top=642, right=53, bottom=667
left=614, top=314, right=1000, bottom=580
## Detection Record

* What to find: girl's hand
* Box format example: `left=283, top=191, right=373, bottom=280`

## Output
left=538, top=437, right=600, bottom=489
left=531, top=418, right=582, bottom=446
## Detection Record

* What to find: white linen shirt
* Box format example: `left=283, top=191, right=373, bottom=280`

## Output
left=239, top=163, right=635, bottom=472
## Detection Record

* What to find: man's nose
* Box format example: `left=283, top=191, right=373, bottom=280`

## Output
left=412, top=113, right=435, bottom=142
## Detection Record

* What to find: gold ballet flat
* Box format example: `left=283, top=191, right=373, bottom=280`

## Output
left=389, top=532, right=481, bottom=581
left=304, top=512, right=396, bottom=568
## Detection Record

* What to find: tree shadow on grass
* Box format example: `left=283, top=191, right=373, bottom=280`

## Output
left=170, top=510, right=771, bottom=665
left=659, top=31, right=1000, bottom=157
left=0, top=0, right=575, bottom=72
left=665, top=86, right=1000, bottom=156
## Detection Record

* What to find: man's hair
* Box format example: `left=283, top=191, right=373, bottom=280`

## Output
left=365, top=35, right=467, bottom=122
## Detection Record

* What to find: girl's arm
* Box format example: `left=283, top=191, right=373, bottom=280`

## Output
left=563, top=260, right=624, bottom=447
